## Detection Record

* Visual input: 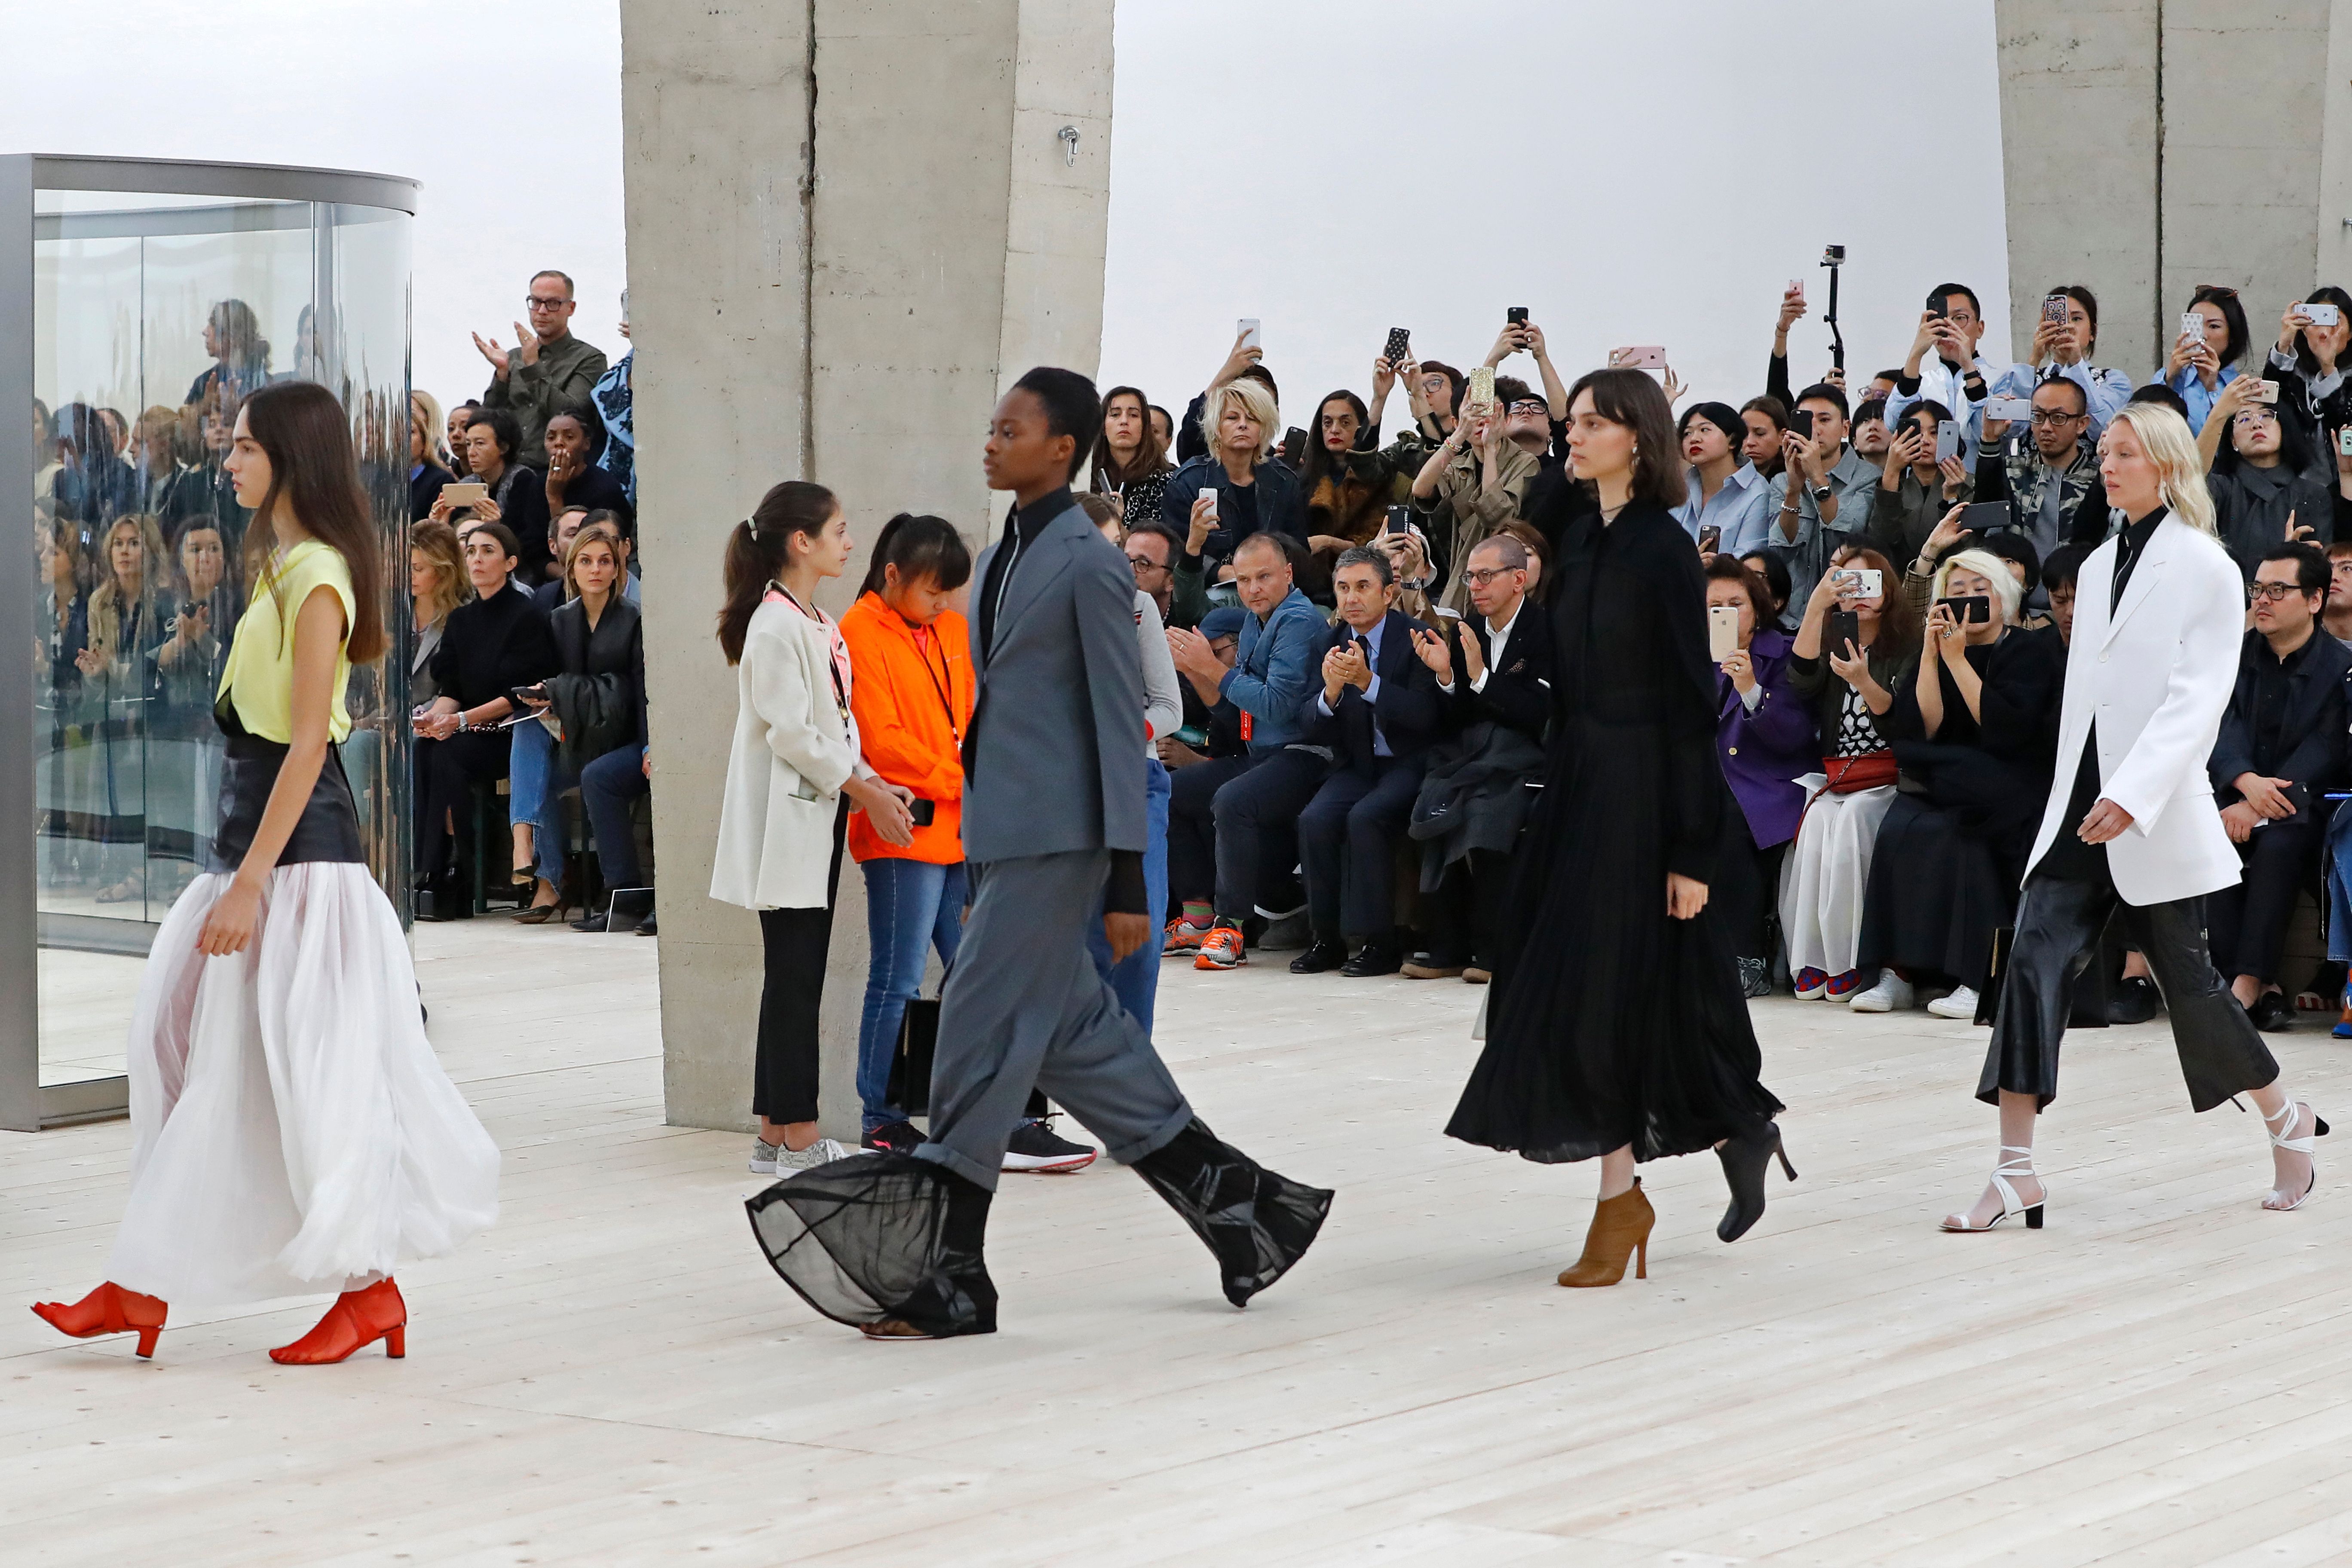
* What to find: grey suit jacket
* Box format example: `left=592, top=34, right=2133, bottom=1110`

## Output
left=961, top=494, right=1148, bottom=863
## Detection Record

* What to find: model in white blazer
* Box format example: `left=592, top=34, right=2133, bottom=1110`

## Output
left=710, top=594, right=874, bottom=911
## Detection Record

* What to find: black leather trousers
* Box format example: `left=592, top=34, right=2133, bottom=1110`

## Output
left=1981, top=861, right=2279, bottom=1113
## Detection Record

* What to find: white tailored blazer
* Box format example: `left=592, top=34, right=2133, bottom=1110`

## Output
left=2025, top=513, right=2243, bottom=906
left=710, top=595, right=870, bottom=910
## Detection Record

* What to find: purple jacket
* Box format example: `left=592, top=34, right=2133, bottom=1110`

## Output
left=1715, top=626, right=1815, bottom=848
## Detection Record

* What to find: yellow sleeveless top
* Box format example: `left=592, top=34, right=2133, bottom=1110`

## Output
left=216, top=537, right=357, bottom=743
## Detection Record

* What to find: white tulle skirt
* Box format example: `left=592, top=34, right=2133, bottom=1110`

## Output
left=1779, top=782, right=1899, bottom=977
left=105, top=864, right=500, bottom=1308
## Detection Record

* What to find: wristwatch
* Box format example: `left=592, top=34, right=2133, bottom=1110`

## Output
left=1810, top=482, right=1834, bottom=502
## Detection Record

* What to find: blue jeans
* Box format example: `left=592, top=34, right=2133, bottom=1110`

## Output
left=535, top=742, right=650, bottom=889
left=1088, top=757, right=1171, bottom=1035
left=510, top=720, right=553, bottom=870
left=858, top=856, right=968, bottom=1131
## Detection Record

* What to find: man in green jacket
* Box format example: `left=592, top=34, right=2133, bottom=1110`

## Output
left=475, top=270, right=609, bottom=469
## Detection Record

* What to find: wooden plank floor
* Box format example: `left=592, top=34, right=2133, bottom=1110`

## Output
left=7, top=920, right=2352, bottom=1566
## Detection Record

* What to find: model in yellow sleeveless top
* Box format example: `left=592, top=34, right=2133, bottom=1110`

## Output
left=31, top=382, right=499, bottom=1365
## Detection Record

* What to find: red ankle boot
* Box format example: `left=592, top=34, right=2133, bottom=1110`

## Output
left=31, top=1282, right=169, bottom=1358
left=268, top=1278, right=407, bottom=1365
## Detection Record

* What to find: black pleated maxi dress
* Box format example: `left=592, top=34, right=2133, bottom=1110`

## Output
left=1447, top=499, right=1783, bottom=1163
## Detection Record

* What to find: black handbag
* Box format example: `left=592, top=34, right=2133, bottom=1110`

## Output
left=885, top=998, right=939, bottom=1114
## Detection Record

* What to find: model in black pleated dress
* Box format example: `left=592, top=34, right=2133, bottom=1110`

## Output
left=1447, top=367, right=1792, bottom=1286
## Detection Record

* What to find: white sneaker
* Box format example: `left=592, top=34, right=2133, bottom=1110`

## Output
left=751, top=1136, right=851, bottom=1177
left=1849, top=971, right=1915, bottom=1013
left=1926, top=985, right=1980, bottom=1020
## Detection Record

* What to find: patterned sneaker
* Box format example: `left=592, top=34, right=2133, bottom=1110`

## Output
left=750, top=1137, right=782, bottom=1175
left=862, top=1119, right=928, bottom=1153
left=1002, top=1116, right=1097, bottom=1173
left=1793, top=967, right=1829, bottom=1000
left=1194, top=925, right=1247, bottom=970
left=1824, top=968, right=1866, bottom=1001
left=772, top=1137, right=852, bottom=1177
left=1163, top=917, right=1211, bottom=958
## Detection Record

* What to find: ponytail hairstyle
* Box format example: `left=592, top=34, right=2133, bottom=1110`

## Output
left=239, top=380, right=388, bottom=664
left=857, top=511, right=973, bottom=599
left=718, top=479, right=839, bottom=664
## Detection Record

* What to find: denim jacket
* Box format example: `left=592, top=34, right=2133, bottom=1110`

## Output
left=1220, top=587, right=1324, bottom=752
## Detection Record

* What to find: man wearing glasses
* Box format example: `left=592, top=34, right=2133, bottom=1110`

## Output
left=474, top=269, right=610, bottom=469
left=1972, top=377, right=2107, bottom=577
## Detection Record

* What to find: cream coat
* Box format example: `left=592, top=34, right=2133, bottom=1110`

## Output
left=2026, top=514, right=2244, bottom=905
left=710, top=596, right=870, bottom=910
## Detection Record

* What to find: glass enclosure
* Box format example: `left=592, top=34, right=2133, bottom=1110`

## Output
left=0, top=157, right=417, bottom=1129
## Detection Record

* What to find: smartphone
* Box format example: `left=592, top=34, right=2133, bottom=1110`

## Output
left=1382, top=326, right=1411, bottom=366
left=1697, top=523, right=1723, bottom=554
left=1960, top=501, right=2013, bottom=535
left=1609, top=345, right=1669, bottom=370
left=1789, top=409, right=1816, bottom=439
left=1197, top=487, right=1219, bottom=523
left=441, top=481, right=487, bottom=507
left=1937, top=594, right=1993, bottom=625
left=508, top=683, right=548, bottom=708
left=2180, top=311, right=2207, bottom=344
left=1924, top=292, right=1950, bottom=320
left=1983, top=395, right=2033, bottom=421
left=1788, top=278, right=1804, bottom=299
left=2248, top=379, right=2281, bottom=404
left=907, top=798, right=937, bottom=828
left=1383, top=507, right=1410, bottom=537
left=1934, top=422, right=1962, bottom=463
left=1465, top=366, right=1496, bottom=415
left=1236, top=318, right=1261, bottom=352
left=2338, top=427, right=2352, bottom=457
left=2306, top=302, right=2343, bottom=327
left=180, top=600, right=202, bottom=620
left=1708, top=604, right=1741, bottom=662
left=1829, top=567, right=1883, bottom=600
left=2041, top=294, right=2068, bottom=326
left=1825, top=608, right=1861, bottom=660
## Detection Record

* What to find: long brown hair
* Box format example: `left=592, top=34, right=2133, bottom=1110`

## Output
left=409, top=518, right=469, bottom=630
left=1562, top=367, right=1684, bottom=511
left=239, top=380, right=388, bottom=664
left=718, top=480, right=839, bottom=664
left=1828, top=545, right=1920, bottom=656
left=1090, top=384, right=1170, bottom=490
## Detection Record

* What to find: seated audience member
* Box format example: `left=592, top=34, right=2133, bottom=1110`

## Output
left=1385, top=358, right=1464, bottom=453
left=1972, top=376, right=2108, bottom=569
left=446, top=399, right=481, bottom=477
left=542, top=407, right=634, bottom=540
left=2128, top=380, right=2192, bottom=423
left=1765, top=382, right=1881, bottom=609
left=1740, top=548, right=1799, bottom=632
left=1125, top=518, right=1190, bottom=628
left=1404, top=533, right=1552, bottom=982
left=2154, top=284, right=2250, bottom=434
left=1991, top=284, right=2134, bottom=433
left=409, top=518, right=468, bottom=707
left=1477, top=318, right=1571, bottom=471
left=1161, top=605, right=1248, bottom=764
left=2325, top=538, right=2352, bottom=651
left=1173, top=329, right=1280, bottom=466
left=1868, top=400, right=1972, bottom=569
left=412, top=521, right=560, bottom=911
left=2039, top=542, right=2086, bottom=647
left=1411, top=377, right=1538, bottom=607
left=1850, top=548, right=2063, bottom=1018
left=132, top=405, right=206, bottom=537
left=1297, top=389, right=1411, bottom=594
left=1850, top=395, right=1893, bottom=466
left=2265, top=287, right=2352, bottom=457
left=1741, top=395, right=1791, bottom=484
left=1287, top=547, right=1441, bottom=977
left=579, top=506, right=641, bottom=603
left=1782, top=548, right=1921, bottom=1001
left=1164, top=532, right=1326, bottom=969
left=1673, top=401, right=1773, bottom=556
left=1092, top=383, right=1176, bottom=530
left=150, top=519, right=238, bottom=714
left=1888, top=282, right=1994, bottom=453
left=1706, top=554, right=1816, bottom=997
left=410, top=391, right=457, bottom=521
left=435, top=407, right=553, bottom=584
left=532, top=507, right=591, bottom=607
left=2206, top=543, right=2351, bottom=1029
left=2199, top=376, right=2342, bottom=574
left=1972, top=530, right=2052, bottom=630
left=1162, top=375, right=1302, bottom=581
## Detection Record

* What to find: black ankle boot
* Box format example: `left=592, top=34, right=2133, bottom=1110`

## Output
left=1131, top=1118, right=1333, bottom=1306
left=1714, top=1119, right=1797, bottom=1243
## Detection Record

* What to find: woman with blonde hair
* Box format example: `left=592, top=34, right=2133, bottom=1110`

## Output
left=1159, top=374, right=1302, bottom=579
left=77, top=514, right=172, bottom=903
left=409, top=391, right=457, bottom=521
left=1944, top=400, right=2328, bottom=1232
left=408, top=518, right=468, bottom=706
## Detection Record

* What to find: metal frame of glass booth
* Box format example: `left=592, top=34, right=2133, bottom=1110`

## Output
left=0, top=156, right=416, bottom=1131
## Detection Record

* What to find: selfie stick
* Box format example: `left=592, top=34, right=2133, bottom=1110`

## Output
left=1819, top=244, right=1847, bottom=374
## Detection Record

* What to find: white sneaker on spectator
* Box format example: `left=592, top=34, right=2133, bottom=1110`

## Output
left=772, top=1137, right=851, bottom=1177
left=1926, top=985, right=1980, bottom=1020
left=1848, top=971, right=1915, bottom=1013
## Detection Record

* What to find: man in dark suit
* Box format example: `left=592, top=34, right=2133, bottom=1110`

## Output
left=2205, top=541, right=2352, bottom=1030
left=1290, top=547, right=1442, bottom=975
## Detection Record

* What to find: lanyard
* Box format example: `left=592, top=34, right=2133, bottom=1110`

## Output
left=910, top=622, right=961, bottom=745
left=770, top=583, right=851, bottom=726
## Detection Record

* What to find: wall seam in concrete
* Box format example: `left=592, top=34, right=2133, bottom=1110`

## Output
left=2153, top=0, right=2165, bottom=356
left=799, top=0, right=818, bottom=479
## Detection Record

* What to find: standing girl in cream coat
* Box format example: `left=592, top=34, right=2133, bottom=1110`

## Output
left=712, top=481, right=915, bottom=1176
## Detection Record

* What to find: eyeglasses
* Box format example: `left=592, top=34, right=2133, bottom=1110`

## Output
left=524, top=296, right=570, bottom=312
left=1128, top=556, right=1169, bottom=576
left=2027, top=410, right=2086, bottom=426
left=1505, top=400, right=1549, bottom=417
left=2248, top=582, right=2308, bottom=603
left=1460, top=567, right=1522, bottom=587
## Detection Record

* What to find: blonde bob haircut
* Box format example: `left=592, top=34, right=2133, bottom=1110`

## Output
left=1199, top=377, right=1279, bottom=465
left=1932, top=546, right=2024, bottom=628
left=411, top=389, right=449, bottom=466
left=2103, top=402, right=2215, bottom=536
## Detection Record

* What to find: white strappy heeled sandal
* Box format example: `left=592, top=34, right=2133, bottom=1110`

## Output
left=1940, top=1145, right=2046, bottom=1232
left=2262, top=1096, right=2331, bottom=1212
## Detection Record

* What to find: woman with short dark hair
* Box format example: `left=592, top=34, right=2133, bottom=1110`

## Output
left=2155, top=283, right=2251, bottom=434
left=2266, top=285, right=2352, bottom=457
left=1704, top=553, right=1813, bottom=997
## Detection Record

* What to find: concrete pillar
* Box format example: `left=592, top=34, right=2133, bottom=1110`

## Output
left=619, top=0, right=1113, bottom=1135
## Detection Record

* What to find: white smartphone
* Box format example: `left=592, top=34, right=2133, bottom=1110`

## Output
left=2180, top=311, right=2206, bottom=344
left=1237, top=318, right=1262, bottom=351
left=2248, top=380, right=2280, bottom=404
left=1197, top=487, right=1220, bottom=521
left=1983, top=395, right=2032, bottom=421
left=2305, top=302, right=2342, bottom=327
left=1708, top=604, right=1741, bottom=662
left=1830, top=567, right=1884, bottom=600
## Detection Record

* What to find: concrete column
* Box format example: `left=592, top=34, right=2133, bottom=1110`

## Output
left=2311, top=0, right=2352, bottom=282
left=619, top=0, right=1113, bottom=1135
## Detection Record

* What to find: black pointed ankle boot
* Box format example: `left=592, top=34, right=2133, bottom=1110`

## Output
left=1132, top=1118, right=1333, bottom=1306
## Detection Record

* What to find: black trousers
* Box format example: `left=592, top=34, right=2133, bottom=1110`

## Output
left=1426, top=847, right=1516, bottom=968
left=1167, top=747, right=1328, bottom=921
left=1981, top=856, right=2279, bottom=1112
left=1714, top=801, right=1788, bottom=964
left=413, top=729, right=512, bottom=881
left=2205, top=821, right=2321, bottom=986
left=1299, top=754, right=1426, bottom=940
left=1167, top=754, right=1254, bottom=909
left=752, top=802, right=848, bottom=1125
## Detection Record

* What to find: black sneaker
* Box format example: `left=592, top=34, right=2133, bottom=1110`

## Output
left=1289, top=940, right=1348, bottom=974
left=863, top=1119, right=929, bottom=1153
left=1341, top=941, right=1404, bottom=978
left=1001, top=1116, right=1097, bottom=1173
left=2107, top=974, right=2161, bottom=1025
left=1738, top=956, right=1772, bottom=998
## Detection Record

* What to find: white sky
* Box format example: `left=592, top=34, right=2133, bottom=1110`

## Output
left=11, top=0, right=2006, bottom=443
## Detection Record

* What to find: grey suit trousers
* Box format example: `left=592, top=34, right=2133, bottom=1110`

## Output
left=914, top=848, right=1194, bottom=1189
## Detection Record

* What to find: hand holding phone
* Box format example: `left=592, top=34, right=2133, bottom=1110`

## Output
left=1609, top=346, right=1669, bottom=371
left=1382, top=326, right=1411, bottom=368
left=1707, top=604, right=1741, bottom=662
left=1697, top=523, right=1722, bottom=554
left=1236, top=318, right=1262, bottom=352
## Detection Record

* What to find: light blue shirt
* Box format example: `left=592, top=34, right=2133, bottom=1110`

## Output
left=1673, top=462, right=1775, bottom=556
left=2149, top=362, right=2241, bottom=435
left=1989, top=360, right=2133, bottom=437
left=1315, top=615, right=1390, bottom=756
left=1886, top=354, right=1992, bottom=462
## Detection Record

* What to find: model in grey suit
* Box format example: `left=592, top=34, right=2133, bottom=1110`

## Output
left=747, top=370, right=1330, bottom=1340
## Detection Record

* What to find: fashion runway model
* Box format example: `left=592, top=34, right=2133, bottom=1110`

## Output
left=1447, top=367, right=1792, bottom=1287
left=1945, top=401, right=2324, bottom=1232
left=747, top=367, right=1330, bottom=1338
left=32, top=382, right=500, bottom=1363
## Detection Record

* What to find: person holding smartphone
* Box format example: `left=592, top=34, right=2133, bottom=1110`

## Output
left=1887, top=282, right=1994, bottom=458
left=1990, top=284, right=2134, bottom=436
left=1970, top=377, right=2110, bottom=594
left=2265, top=287, right=2352, bottom=456
left=1703, top=555, right=1813, bottom=998
left=1870, top=401, right=1974, bottom=572
left=1764, top=382, right=1883, bottom=610
left=2199, top=377, right=2344, bottom=577
left=1672, top=401, right=1774, bottom=558
left=2153, top=284, right=2249, bottom=435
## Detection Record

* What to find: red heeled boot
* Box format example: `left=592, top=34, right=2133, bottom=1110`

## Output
left=31, top=1283, right=169, bottom=1358
left=268, top=1278, right=407, bottom=1365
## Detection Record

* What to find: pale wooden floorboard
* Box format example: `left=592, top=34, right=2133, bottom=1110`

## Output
left=6, top=918, right=2352, bottom=1565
